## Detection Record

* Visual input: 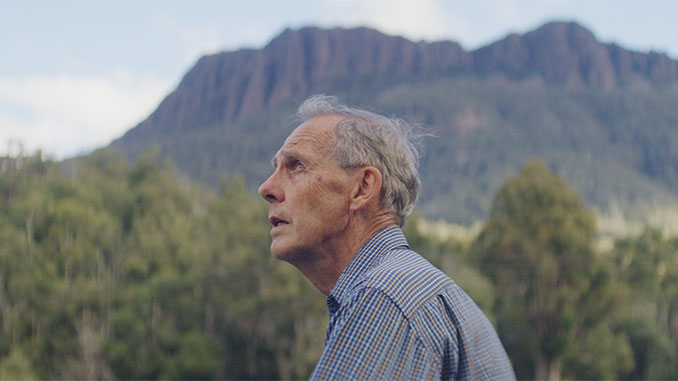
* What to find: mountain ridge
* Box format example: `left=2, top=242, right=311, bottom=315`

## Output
left=113, top=21, right=678, bottom=144
left=109, top=21, right=678, bottom=224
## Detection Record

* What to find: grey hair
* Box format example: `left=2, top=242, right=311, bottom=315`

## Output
left=297, top=94, right=421, bottom=226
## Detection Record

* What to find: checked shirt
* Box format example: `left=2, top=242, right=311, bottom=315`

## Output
left=310, top=226, right=515, bottom=380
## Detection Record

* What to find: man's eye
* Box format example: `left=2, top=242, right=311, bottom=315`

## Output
left=295, top=162, right=305, bottom=170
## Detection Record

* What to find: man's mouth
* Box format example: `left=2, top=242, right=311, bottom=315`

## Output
left=269, top=216, right=289, bottom=227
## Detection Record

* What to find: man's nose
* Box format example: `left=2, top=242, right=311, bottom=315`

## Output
left=258, top=173, right=283, bottom=203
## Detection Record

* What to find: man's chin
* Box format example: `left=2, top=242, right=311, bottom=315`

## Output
left=270, top=250, right=288, bottom=261
left=270, top=242, right=293, bottom=261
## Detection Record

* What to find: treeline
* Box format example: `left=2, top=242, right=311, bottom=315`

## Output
left=0, top=150, right=676, bottom=379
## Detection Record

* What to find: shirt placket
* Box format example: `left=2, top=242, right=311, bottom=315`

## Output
left=324, top=295, right=340, bottom=346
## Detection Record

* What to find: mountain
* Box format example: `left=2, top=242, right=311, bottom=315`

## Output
left=474, top=22, right=678, bottom=89
left=110, top=21, right=678, bottom=224
left=115, top=26, right=471, bottom=140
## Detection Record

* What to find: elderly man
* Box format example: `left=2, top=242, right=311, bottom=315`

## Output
left=258, top=95, right=515, bottom=380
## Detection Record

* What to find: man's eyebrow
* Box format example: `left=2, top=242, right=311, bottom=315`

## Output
left=270, top=151, right=296, bottom=168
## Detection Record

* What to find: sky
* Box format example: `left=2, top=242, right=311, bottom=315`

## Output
left=1, top=0, right=677, bottom=159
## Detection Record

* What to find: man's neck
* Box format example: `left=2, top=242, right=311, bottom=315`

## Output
left=292, top=212, right=398, bottom=295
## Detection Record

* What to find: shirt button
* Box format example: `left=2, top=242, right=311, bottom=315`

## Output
left=327, top=295, right=339, bottom=314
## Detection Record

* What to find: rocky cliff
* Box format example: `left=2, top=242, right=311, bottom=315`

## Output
left=113, top=21, right=678, bottom=144
left=117, top=27, right=470, bottom=139
left=474, top=22, right=678, bottom=89
left=108, top=21, right=678, bottom=224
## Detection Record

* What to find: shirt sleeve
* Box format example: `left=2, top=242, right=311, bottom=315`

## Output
left=310, top=287, right=440, bottom=380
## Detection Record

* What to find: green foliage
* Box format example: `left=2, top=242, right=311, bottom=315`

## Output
left=2, top=150, right=677, bottom=380
left=612, top=228, right=678, bottom=379
left=469, top=160, right=678, bottom=380
left=0, top=348, right=37, bottom=380
left=472, top=160, right=616, bottom=379
left=0, top=150, right=326, bottom=379
left=563, top=323, right=634, bottom=380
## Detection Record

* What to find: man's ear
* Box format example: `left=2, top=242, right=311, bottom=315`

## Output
left=349, top=166, right=383, bottom=212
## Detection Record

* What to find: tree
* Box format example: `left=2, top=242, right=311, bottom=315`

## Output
left=0, top=150, right=328, bottom=379
left=613, top=228, right=678, bottom=379
left=472, top=160, right=614, bottom=380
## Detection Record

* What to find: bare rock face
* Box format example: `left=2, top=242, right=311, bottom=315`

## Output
left=120, top=27, right=471, bottom=139
left=114, top=22, right=678, bottom=142
left=608, top=44, right=678, bottom=85
left=473, top=21, right=677, bottom=89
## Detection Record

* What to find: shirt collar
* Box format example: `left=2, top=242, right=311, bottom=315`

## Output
left=327, top=225, right=409, bottom=308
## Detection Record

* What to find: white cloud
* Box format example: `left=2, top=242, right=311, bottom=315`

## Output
left=0, top=70, right=172, bottom=159
left=150, top=12, right=235, bottom=67
left=324, top=0, right=472, bottom=43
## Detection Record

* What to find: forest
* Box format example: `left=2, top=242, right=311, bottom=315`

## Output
left=0, top=149, right=677, bottom=380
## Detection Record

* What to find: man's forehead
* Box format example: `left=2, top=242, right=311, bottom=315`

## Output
left=287, top=115, right=340, bottom=143
left=273, top=115, right=341, bottom=159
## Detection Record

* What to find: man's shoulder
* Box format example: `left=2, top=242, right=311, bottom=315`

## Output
left=354, top=248, right=454, bottom=317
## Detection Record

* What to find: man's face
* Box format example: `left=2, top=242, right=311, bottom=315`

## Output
left=258, top=115, right=355, bottom=262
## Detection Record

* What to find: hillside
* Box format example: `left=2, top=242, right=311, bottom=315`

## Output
left=110, top=21, right=678, bottom=224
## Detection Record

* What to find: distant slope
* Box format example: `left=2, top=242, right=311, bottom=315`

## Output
left=110, top=21, right=678, bottom=224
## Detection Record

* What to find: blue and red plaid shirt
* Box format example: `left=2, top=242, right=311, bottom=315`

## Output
left=311, top=226, right=515, bottom=380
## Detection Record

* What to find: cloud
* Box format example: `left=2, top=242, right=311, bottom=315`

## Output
left=151, top=13, right=225, bottom=62
left=324, top=0, right=472, bottom=43
left=0, top=69, right=172, bottom=158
